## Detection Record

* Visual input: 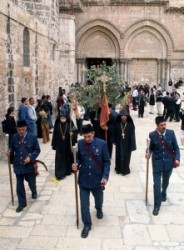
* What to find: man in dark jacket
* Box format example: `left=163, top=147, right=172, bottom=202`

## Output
left=18, top=97, right=31, bottom=132
left=8, top=120, right=40, bottom=212
left=165, top=93, right=176, bottom=122
left=72, top=124, right=110, bottom=238
left=146, top=116, right=180, bottom=216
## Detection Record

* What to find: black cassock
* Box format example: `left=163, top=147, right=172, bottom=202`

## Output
left=52, top=119, right=77, bottom=179
left=113, top=120, right=136, bottom=175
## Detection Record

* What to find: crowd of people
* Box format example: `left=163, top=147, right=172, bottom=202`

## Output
left=131, top=80, right=182, bottom=122
left=2, top=80, right=183, bottom=238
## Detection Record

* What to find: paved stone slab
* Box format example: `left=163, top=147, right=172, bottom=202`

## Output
left=126, top=200, right=150, bottom=223
left=91, top=226, right=122, bottom=238
left=0, top=238, right=20, bottom=250
left=31, top=225, right=67, bottom=237
left=3, top=208, right=22, bottom=218
left=167, top=225, right=184, bottom=243
left=27, top=201, right=49, bottom=213
left=42, top=204, right=68, bottom=215
left=123, top=224, right=151, bottom=246
left=0, top=217, right=16, bottom=226
left=102, top=239, right=131, bottom=250
left=152, top=206, right=184, bottom=224
left=18, top=221, right=35, bottom=227
left=168, top=193, right=184, bottom=205
left=42, top=214, right=76, bottom=226
left=56, top=238, right=102, bottom=250
left=18, top=236, right=58, bottom=249
left=0, top=226, right=32, bottom=238
left=22, top=213, right=43, bottom=221
left=147, top=225, right=169, bottom=241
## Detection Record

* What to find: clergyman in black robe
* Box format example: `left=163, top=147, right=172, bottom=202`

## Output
left=113, top=109, right=136, bottom=175
left=52, top=111, right=77, bottom=180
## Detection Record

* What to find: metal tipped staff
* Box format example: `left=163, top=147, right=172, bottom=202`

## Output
left=6, top=134, right=14, bottom=206
left=72, top=144, right=79, bottom=229
left=145, top=138, right=151, bottom=206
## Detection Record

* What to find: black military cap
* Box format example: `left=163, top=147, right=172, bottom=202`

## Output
left=81, top=124, right=94, bottom=134
left=17, top=120, right=27, bottom=127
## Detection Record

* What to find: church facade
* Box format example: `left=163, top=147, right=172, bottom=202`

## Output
left=72, top=0, right=184, bottom=86
left=0, top=0, right=184, bottom=157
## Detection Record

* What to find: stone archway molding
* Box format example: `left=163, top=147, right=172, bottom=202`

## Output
left=122, top=19, right=174, bottom=59
left=76, top=19, right=121, bottom=58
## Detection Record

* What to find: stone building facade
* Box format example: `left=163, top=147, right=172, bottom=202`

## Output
left=0, top=0, right=75, bottom=157
left=0, top=0, right=184, bottom=158
left=71, top=0, right=184, bottom=86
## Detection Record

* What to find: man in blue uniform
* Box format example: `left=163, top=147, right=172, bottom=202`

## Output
left=72, top=124, right=110, bottom=238
left=18, top=97, right=32, bottom=132
left=146, top=116, right=180, bottom=216
left=8, top=120, right=40, bottom=212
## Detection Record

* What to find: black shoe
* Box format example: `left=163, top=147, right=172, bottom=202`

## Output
left=16, top=204, right=27, bottom=213
left=152, top=206, right=159, bottom=216
left=96, top=209, right=103, bottom=219
left=121, top=171, right=130, bottom=176
left=81, top=226, right=91, bottom=238
left=162, top=194, right=167, bottom=202
left=32, top=192, right=37, bottom=199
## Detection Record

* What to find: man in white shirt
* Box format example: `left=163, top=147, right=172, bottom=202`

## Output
left=28, top=98, right=37, bottom=134
left=132, top=86, right=138, bottom=111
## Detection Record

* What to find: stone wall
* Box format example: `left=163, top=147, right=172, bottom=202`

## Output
left=0, top=0, right=76, bottom=159
left=59, top=14, right=76, bottom=88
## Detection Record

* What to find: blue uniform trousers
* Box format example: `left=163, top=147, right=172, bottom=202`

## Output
left=16, top=172, right=36, bottom=206
left=80, top=186, right=103, bottom=227
left=153, top=168, right=172, bottom=208
left=29, top=122, right=36, bottom=134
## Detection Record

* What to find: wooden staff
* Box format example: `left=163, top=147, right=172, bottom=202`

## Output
left=145, top=138, right=151, bottom=206
left=72, top=144, right=79, bottom=229
left=6, top=134, right=14, bottom=206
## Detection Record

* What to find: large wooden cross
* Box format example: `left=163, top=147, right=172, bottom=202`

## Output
left=97, top=72, right=111, bottom=92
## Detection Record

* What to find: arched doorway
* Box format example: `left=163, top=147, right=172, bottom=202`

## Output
left=122, top=20, right=173, bottom=87
left=76, top=20, right=121, bottom=84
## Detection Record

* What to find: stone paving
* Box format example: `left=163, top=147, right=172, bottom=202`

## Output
left=0, top=105, right=184, bottom=250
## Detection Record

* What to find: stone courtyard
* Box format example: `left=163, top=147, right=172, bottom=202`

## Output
left=0, top=105, right=184, bottom=250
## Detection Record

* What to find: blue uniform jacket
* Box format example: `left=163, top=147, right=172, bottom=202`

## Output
left=10, top=133, right=41, bottom=175
left=77, top=138, right=111, bottom=189
left=149, top=129, right=180, bottom=171
left=18, top=105, right=31, bottom=130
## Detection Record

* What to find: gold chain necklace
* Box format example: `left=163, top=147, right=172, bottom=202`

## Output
left=121, top=122, right=127, bottom=140
left=60, top=122, right=67, bottom=140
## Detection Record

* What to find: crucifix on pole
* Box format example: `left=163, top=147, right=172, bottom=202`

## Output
left=97, top=71, right=111, bottom=92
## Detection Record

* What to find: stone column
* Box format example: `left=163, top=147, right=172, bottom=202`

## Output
left=124, top=59, right=129, bottom=83
left=160, top=59, right=166, bottom=87
left=80, top=58, right=86, bottom=84
left=76, top=58, right=82, bottom=83
left=157, top=59, right=161, bottom=85
left=126, top=59, right=130, bottom=84
left=119, top=58, right=125, bottom=80
left=162, top=59, right=166, bottom=87
left=166, top=60, right=170, bottom=88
